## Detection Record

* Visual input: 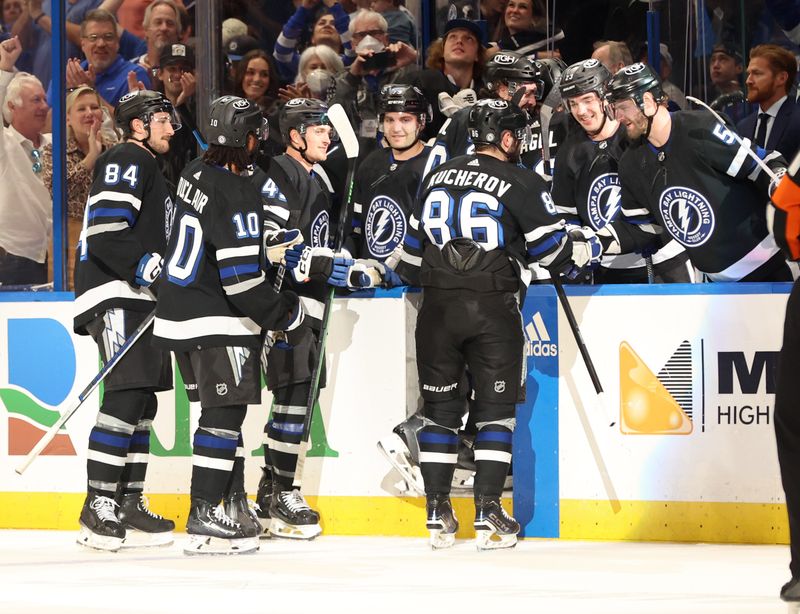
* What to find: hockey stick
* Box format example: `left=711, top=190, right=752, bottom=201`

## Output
left=300, top=104, right=359, bottom=447
left=685, top=95, right=780, bottom=183
left=552, top=276, right=616, bottom=427
left=15, top=309, right=156, bottom=475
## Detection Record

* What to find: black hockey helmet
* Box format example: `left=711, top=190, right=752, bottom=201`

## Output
left=605, top=62, right=664, bottom=111
left=531, top=57, right=567, bottom=101
left=467, top=98, right=527, bottom=145
left=378, top=84, right=432, bottom=126
left=115, top=90, right=179, bottom=136
left=484, top=51, right=538, bottom=91
left=204, top=95, right=268, bottom=148
left=279, top=97, right=333, bottom=142
left=558, top=58, right=612, bottom=100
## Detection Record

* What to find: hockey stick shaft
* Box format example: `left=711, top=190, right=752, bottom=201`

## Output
left=645, top=255, right=654, bottom=283
left=552, top=277, right=616, bottom=427
left=301, top=103, right=359, bottom=444
left=15, top=309, right=156, bottom=475
left=686, top=95, right=780, bottom=182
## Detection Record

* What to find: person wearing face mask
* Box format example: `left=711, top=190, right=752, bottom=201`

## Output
left=279, top=45, right=344, bottom=103
left=273, top=0, right=355, bottom=84
left=330, top=9, right=418, bottom=146
left=73, top=90, right=181, bottom=552
left=551, top=58, right=690, bottom=284
left=391, top=98, right=589, bottom=550
left=40, top=84, right=118, bottom=290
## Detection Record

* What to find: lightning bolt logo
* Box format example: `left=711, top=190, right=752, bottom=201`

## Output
left=605, top=185, right=622, bottom=221
left=677, top=198, right=692, bottom=236
left=372, top=209, right=392, bottom=242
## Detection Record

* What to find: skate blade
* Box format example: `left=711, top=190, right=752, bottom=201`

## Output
left=268, top=517, right=321, bottom=540
left=120, top=529, right=174, bottom=549
left=474, top=528, right=518, bottom=551
left=427, top=527, right=456, bottom=550
left=376, top=435, right=425, bottom=496
left=76, top=525, right=122, bottom=552
left=256, top=516, right=272, bottom=539
left=183, top=534, right=259, bottom=556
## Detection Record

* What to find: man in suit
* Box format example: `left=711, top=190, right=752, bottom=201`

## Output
left=737, top=44, right=800, bottom=160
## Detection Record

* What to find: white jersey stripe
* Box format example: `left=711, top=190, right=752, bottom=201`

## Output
left=224, top=274, right=266, bottom=296
left=86, top=221, right=130, bottom=237
left=87, top=190, right=142, bottom=210
left=153, top=315, right=261, bottom=340
left=216, top=245, right=261, bottom=261
left=74, top=280, right=154, bottom=317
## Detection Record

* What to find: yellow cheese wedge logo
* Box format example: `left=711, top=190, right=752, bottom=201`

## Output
left=619, top=341, right=693, bottom=435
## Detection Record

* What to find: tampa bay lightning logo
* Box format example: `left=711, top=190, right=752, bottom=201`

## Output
left=311, top=210, right=330, bottom=248
left=587, top=173, right=622, bottom=229
left=365, top=196, right=406, bottom=258
left=659, top=186, right=715, bottom=247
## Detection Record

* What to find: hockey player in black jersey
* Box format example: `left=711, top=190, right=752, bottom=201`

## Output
left=601, top=63, right=790, bottom=282
left=153, top=95, right=303, bottom=555
left=73, top=90, right=180, bottom=552
left=423, top=52, right=566, bottom=182
left=394, top=99, right=598, bottom=550
left=252, top=98, right=356, bottom=540
left=552, top=59, right=691, bottom=283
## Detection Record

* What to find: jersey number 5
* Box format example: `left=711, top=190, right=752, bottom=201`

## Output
left=421, top=188, right=505, bottom=250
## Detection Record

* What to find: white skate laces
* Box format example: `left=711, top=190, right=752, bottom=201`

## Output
left=281, top=490, right=311, bottom=512
left=91, top=496, right=120, bottom=523
left=212, top=504, right=237, bottom=528
left=138, top=495, right=165, bottom=519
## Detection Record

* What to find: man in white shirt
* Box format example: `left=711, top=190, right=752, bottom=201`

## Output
left=0, top=36, right=51, bottom=287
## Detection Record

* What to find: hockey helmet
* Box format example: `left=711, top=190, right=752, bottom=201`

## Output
left=204, top=95, right=268, bottom=148
left=279, top=98, right=334, bottom=142
left=532, top=57, right=568, bottom=101
left=605, top=62, right=664, bottom=111
left=115, top=90, right=179, bottom=136
left=467, top=99, right=527, bottom=146
left=378, top=84, right=432, bottom=126
left=558, top=58, right=612, bottom=100
left=484, top=51, right=538, bottom=92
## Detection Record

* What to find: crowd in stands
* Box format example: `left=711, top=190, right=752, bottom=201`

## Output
left=0, top=0, right=798, bottom=289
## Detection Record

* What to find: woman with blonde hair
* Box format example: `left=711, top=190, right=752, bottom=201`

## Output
left=41, top=85, right=117, bottom=289
left=279, top=44, right=344, bottom=101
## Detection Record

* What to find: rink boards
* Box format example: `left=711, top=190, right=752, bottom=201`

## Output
left=0, top=283, right=791, bottom=544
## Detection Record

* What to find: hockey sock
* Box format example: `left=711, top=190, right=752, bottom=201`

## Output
left=473, top=419, right=514, bottom=499
left=87, top=390, right=150, bottom=497
left=191, top=405, right=246, bottom=502
left=418, top=422, right=459, bottom=494
left=119, top=393, right=157, bottom=496
left=224, top=434, right=246, bottom=497
left=266, top=384, right=309, bottom=491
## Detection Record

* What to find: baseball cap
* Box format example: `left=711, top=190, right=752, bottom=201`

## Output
left=712, top=42, right=744, bottom=65
left=225, top=35, right=261, bottom=62
left=443, top=19, right=486, bottom=49
left=159, top=43, right=195, bottom=69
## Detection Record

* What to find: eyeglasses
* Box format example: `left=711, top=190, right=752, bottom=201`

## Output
left=82, top=32, right=117, bottom=44
left=31, top=149, right=42, bottom=174
left=352, top=28, right=386, bottom=41
left=66, top=86, right=97, bottom=94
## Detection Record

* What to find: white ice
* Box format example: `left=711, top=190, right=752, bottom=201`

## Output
left=0, top=531, right=793, bottom=614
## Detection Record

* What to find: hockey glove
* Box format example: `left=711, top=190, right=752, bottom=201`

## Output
left=135, top=252, right=162, bottom=288
left=569, top=227, right=602, bottom=269
left=264, top=229, right=304, bottom=267
left=285, top=244, right=335, bottom=283
left=327, top=256, right=376, bottom=288
left=362, top=259, right=404, bottom=288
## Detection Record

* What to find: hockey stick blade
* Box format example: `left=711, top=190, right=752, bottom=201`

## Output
left=327, top=103, right=359, bottom=160
left=15, top=310, right=156, bottom=475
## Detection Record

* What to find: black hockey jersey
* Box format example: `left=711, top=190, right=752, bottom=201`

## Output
left=152, top=158, right=297, bottom=350
left=252, top=154, right=334, bottom=328
left=395, top=153, right=573, bottom=287
left=422, top=103, right=567, bottom=183
left=611, top=111, right=786, bottom=280
left=74, top=142, right=171, bottom=335
left=349, top=145, right=431, bottom=260
left=551, top=125, right=685, bottom=271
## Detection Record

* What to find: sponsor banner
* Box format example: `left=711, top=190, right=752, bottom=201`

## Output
left=557, top=287, right=788, bottom=504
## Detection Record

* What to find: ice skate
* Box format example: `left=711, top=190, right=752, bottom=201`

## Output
left=377, top=414, right=426, bottom=496
left=117, top=493, right=175, bottom=548
left=426, top=493, right=458, bottom=550
left=268, top=489, right=322, bottom=540
left=782, top=577, right=800, bottom=612
left=223, top=492, right=261, bottom=538
left=77, top=493, right=125, bottom=552
left=473, top=496, right=519, bottom=551
left=183, top=498, right=259, bottom=555
left=254, top=467, right=273, bottom=537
